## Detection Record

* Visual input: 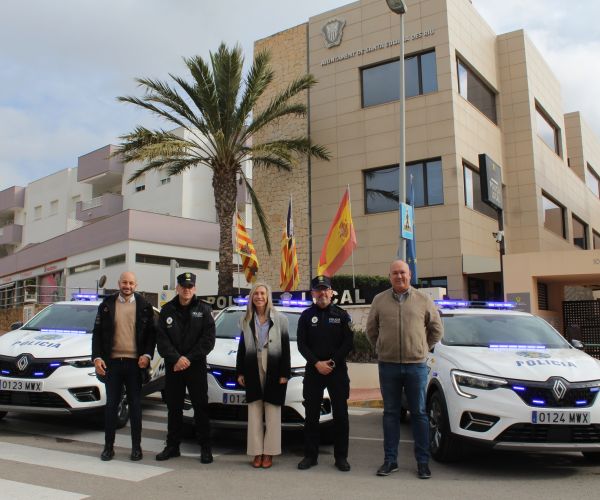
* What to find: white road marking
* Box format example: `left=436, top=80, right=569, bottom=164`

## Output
left=0, top=443, right=171, bottom=482
left=0, top=478, right=88, bottom=500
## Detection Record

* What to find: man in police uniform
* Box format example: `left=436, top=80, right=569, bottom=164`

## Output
left=155, top=272, right=216, bottom=463
left=297, top=275, right=354, bottom=471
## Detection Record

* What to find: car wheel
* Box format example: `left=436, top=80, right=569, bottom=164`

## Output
left=115, top=388, right=130, bottom=429
left=0, top=411, right=7, bottom=420
left=582, top=451, right=600, bottom=462
left=428, top=390, right=460, bottom=462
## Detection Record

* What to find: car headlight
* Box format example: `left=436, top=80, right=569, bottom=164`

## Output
left=64, top=357, right=95, bottom=368
left=451, top=370, right=507, bottom=399
left=290, top=367, right=305, bottom=377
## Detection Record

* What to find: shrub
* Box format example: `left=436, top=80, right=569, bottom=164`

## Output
left=348, top=327, right=377, bottom=362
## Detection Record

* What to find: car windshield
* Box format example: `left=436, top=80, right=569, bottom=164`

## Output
left=215, top=309, right=302, bottom=341
left=441, top=313, right=571, bottom=349
left=22, top=303, right=97, bottom=333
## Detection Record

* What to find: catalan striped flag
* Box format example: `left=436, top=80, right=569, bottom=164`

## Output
left=317, top=187, right=357, bottom=277
left=235, top=211, right=258, bottom=284
left=280, top=198, right=300, bottom=291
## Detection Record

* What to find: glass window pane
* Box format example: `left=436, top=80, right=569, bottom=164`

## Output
left=457, top=59, right=496, bottom=123
left=407, top=163, right=425, bottom=207
left=405, top=55, right=420, bottom=98
left=593, top=231, right=600, bottom=250
left=426, top=160, right=444, bottom=205
left=543, top=195, right=565, bottom=238
left=362, top=61, right=400, bottom=107
left=572, top=216, right=587, bottom=249
left=536, top=107, right=559, bottom=154
left=458, top=61, right=468, bottom=99
left=585, top=165, right=600, bottom=197
left=464, top=165, right=496, bottom=218
left=464, top=167, right=473, bottom=208
left=365, top=166, right=399, bottom=213
left=421, top=51, right=438, bottom=94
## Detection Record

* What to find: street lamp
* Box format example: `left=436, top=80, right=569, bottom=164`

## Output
left=386, top=0, right=407, bottom=260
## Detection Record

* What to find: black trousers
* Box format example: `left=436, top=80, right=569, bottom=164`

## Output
left=303, top=367, right=350, bottom=460
left=104, top=358, right=142, bottom=447
left=164, top=362, right=210, bottom=447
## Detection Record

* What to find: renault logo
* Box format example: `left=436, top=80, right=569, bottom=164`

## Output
left=16, top=355, right=30, bottom=372
left=552, top=378, right=567, bottom=400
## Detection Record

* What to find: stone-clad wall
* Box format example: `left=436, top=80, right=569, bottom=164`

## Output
left=253, top=24, right=312, bottom=291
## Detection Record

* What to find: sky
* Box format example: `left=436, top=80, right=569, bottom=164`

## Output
left=1, top=0, right=599, bottom=190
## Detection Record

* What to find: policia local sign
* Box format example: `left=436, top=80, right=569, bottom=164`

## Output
left=200, top=287, right=387, bottom=311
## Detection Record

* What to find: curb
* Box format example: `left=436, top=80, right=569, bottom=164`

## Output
left=348, top=398, right=383, bottom=408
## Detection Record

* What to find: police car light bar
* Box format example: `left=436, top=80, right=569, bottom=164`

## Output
left=41, top=328, right=87, bottom=335
left=232, top=297, right=312, bottom=307
left=72, top=293, right=98, bottom=301
left=435, top=300, right=516, bottom=309
left=233, top=297, right=249, bottom=305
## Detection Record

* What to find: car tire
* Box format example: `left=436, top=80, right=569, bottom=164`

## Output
left=582, top=451, right=600, bottom=462
left=115, top=388, right=130, bottom=429
left=0, top=411, right=7, bottom=420
left=427, top=390, right=461, bottom=462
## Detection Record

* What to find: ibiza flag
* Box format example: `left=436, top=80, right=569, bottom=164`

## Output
left=280, top=198, right=300, bottom=291
left=317, top=188, right=357, bottom=277
left=406, top=175, right=418, bottom=285
left=235, top=211, right=258, bottom=284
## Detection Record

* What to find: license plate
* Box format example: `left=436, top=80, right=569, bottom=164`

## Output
left=222, top=392, right=246, bottom=405
left=0, top=377, right=44, bottom=392
left=531, top=410, right=590, bottom=425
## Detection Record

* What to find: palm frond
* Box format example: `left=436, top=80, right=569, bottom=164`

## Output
left=235, top=49, right=273, bottom=130
left=211, top=43, right=243, bottom=142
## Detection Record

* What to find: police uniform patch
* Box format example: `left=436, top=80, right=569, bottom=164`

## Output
left=192, top=311, right=204, bottom=318
left=328, top=317, right=341, bottom=324
left=166, top=317, right=173, bottom=325
left=311, top=316, right=318, bottom=324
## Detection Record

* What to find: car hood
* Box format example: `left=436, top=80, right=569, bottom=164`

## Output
left=208, top=338, right=306, bottom=368
left=435, top=345, right=600, bottom=382
left=0, top=328, right=91, bottom=359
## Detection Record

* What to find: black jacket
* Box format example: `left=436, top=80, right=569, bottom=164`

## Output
left=157, top=295, right=216, bottom=365
left=236, top=311, right=291, bottom=406
left=297, top=303, right=354, bottom=371
left=91, top=292, right=156, bottom=361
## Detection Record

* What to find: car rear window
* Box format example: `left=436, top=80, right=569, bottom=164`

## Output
left=215, top=309, right=301, bottom=340
left=441, top=314, right=571, bottom=349
left=22, top=303, right=98, bottom=333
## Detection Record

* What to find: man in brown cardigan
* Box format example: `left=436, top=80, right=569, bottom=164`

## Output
left=366, top=260, right=443, bottom=479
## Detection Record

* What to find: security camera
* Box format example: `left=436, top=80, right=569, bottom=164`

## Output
left=492, top=231, right=504, bottom=243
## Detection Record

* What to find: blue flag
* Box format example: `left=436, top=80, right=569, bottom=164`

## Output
left=406, top=175, right=418, bottom=285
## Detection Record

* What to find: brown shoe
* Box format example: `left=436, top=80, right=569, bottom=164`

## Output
left=252, top=455, right=263, bottom=468
left=262, top=455, right=272, bottom=468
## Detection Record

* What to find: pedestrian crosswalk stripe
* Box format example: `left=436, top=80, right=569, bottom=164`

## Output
left=0, top=443, right=171, bottom=482
left=0, top=478, right=88, bottom=500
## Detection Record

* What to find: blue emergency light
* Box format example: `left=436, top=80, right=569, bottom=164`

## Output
left=435, top=300, right=516, bottom=309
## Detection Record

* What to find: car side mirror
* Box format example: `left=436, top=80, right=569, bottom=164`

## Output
left=10, top=321, right=23, bottom=331
left=571, top=339, right=584, bottom=350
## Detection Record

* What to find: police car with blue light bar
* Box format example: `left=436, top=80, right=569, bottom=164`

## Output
left=427, top=300, right=600, bottom=462
left=191, top=299, right=334, bottom=429
left=0, top=297, right=164, bottom=427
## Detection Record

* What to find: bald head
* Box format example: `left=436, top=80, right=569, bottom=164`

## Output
left=389, top=260, right=411, bottom=293
left=118, top=272, right=137, bottom=298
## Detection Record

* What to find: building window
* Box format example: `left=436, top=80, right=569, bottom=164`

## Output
left=160, top=177, right=171, bottom=186
left=135, top=253, right=209, bottom=270
left=134, top=175, right=146, bottom=193
left=572, top=215, right=588, bottom=249
left=34, top=205, right=42, bottom=220
left=49, top=200, right=59, bottom=215
left=463, top=164, right=497, bottom=218
left=419, top=276, right=447, bottom=289
left=104, top=254, right=126, bottom=267
left=542, top=193, right=565, bottom=239
left=585, top=164, right=600, bottom=198
left=593, top=230, right=600, bottom=250
left=364, top=158, right=444, bottom=214
left=457, top=58, right=497, bottom=123
left=69, top=260, right=101, bottom=275
left=535, top=102, right=561, bottom=156
left=361, top=50, right=438, bottom=107
left=537, top=282, right=549, bottom=311
left=135, top=184, right=146, bottom=192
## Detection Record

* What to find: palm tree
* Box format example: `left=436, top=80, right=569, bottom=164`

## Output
left=116, top=43, right=329, bottom=294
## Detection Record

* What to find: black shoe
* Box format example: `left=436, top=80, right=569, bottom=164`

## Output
left=376, top=462, right=399, bottom=476
left=417, top=463, right=431, bottom=479
left=130, top=447, right=143, bottom=461
left=335, top=458, right=351, bottom=472
left=156, top=445, right=180, bottom=461
left=297, top=456, right=318, bottom=470
left=100, top=445, right=114, bottom=461
left=200, top=445, right=213, bottom=464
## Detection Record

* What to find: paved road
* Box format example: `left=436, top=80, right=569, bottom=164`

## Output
left=0, top=399, right=598, bottom=499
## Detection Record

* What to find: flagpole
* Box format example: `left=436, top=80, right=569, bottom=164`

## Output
left=347, top=185, right=356, bottom=289
left=235, top=210, right=240, bottom=295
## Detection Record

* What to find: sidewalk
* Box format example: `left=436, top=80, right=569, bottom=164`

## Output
left=347, top=362, right=382, bottom=408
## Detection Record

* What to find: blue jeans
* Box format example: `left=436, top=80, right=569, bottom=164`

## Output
left=378, top=361, right=429, bottom=464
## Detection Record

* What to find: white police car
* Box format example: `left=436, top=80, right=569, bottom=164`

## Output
left=0, top=297, right=164, bottom=427
left=192, top=301, right=334, bottom=429
left=427, top=300, right=600, bottom=462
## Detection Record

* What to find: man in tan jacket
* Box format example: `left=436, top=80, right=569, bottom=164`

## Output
left=366, top=260, right=443, bottom=479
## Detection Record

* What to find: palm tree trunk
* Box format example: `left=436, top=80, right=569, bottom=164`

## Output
left=213, top=167, right=237, bottom=295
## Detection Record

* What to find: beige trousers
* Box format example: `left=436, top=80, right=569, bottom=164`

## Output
left=247, top=348, right=282, bottom=456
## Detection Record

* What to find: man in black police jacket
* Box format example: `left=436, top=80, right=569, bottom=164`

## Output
left=155, top=272, right=216, bottom=463
left=297, top=275, right=354, bottom=472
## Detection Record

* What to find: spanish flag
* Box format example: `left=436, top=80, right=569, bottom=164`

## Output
left=235, top=212, right=258, bottom=284
left=317, top=188, right=357, bottom=277
left=280, top=197, right=300, bottom=291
